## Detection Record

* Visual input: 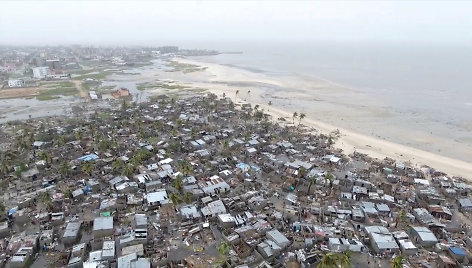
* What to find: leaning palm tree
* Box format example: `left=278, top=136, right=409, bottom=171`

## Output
left=318, top=252, right=338, bottom=268
left=390, top=256, right=403, bottom=268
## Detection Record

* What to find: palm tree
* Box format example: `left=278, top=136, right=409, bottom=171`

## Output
left=75, top=130, right=83, bottom=141
left=298, top=113, right=306, bottom=126
left=298, top=167, right=307, bottom=178
left=112, top=159, right=125, bottom=173
left=307, top=175, right=318, bottom=195
left=396, top=210, right=408, bottom=228
left=169, top=192, right=181, bottom=208
left=184, top=192, right=193, bottom=204
left=338, top=250, right=353, bottom=268
left=325, top=173, right=335, bottom=196
left=179, top=160, right=192, bottom=176
left=1, top=157, right=9, bottom=175
left=218, top=241, right=230, bottom=256
left=246, top=90, right=251, bottom=101
left=292, top=112, right=298, bottom=125
left=318, top=252, right=338, bottom=268
left=235, top=90, right=239, bottom=102
left=59, top=161, right=71, bottom=178
left=81, top=161, right=94, bottom=175
left=390, top=256, right=403, bottom=268
left=38, top=151, right=52, bottom=165
left=122, top=163, right=135, bottom=178
left=173, top=175, right=183, bottom=192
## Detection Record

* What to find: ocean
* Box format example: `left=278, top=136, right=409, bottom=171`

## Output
left=187, top=41, right=472, bottom=161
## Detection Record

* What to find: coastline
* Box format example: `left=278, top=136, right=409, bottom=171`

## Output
left=168, top=57, right=472, bottom=180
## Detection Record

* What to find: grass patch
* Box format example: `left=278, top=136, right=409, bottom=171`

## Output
left=137, top=81, right=187, bottom=91
left=165, top=60, right=207, bottom=73
left=36, top=81, right=79, bottom=101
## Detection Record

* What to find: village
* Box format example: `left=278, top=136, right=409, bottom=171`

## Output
left=0, top=87, right=471, bottom=268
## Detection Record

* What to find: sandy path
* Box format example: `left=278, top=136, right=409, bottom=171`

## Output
left=168, top=58, right=472, bottom=181
left=0, top=86, right=44, bottom=99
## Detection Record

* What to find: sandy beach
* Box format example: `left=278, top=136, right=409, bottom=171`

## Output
left=163, top=57, right=472, bottom=180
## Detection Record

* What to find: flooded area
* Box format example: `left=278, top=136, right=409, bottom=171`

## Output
left=0, top=59, right=172, bottom=123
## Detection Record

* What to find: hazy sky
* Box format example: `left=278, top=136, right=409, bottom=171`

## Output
left=1, top=1, right=471, bottom=47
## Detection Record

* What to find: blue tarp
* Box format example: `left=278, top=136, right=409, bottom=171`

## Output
left=236, top=163, right=249, bottom=169
left=449, top=247, right=466, bottom=256
left=77, top=154, right=99, bottom=162
left=8, top=207, right=17, bottom=216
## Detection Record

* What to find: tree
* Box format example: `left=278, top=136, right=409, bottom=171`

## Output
left=121, top=98, right=128, bottom=112
left=390, top=256, right=403, bottom=268
left=169, top=192, right=181, bottom=208
left=59, top=161, right=71, bottom=178
left=173, top=175, right=183, bottom=192
left=307, top=176, right=318, bottom=195
left=214, top=241, right=230, bottom=267
left=38, top=151, right=52, bottom=165
left=112, top=159, right=125, bottom=173
left=81, top=161, right=94, bottom=175
left=179, top=160, right=192, bottom=176
left=246, top=90, right=251, bottom=101
left=292, top=112, right=298, bottom=125
left=184, top=192, right=193, bottom=204
left=298, top=113, right=306, bottom=126
left=0, top=157, right=9, bottom=175
left=298, top=167, right=307, bottom=178
left=338, top=250, right=353, bottom=268
left=327, top=129, right=341, bottom=147
left=396, top=210, right=408, bottom=228
left=38, top=191, right=53, bottom=210
left=235, top=90, right=239, bottom=102
left=122, top=163, right=135, bottom=178
left=324, top=173, right=335, bottom=196
left=318, top=252, right=338, bottom=268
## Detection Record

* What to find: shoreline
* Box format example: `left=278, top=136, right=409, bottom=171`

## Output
left=170, top=57, right=472, bottom=181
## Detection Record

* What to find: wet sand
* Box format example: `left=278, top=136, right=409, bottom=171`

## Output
left=165, top=57, right=472, bottom=180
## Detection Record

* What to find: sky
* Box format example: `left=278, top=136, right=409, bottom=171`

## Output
left=1, top=1, right=472, bottom=47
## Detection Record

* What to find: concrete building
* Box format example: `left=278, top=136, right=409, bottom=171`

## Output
left=62, top=221, right=82, bottom=246
left=93, top=217, right=114, bottom=238
left=410, top=226, right=438, bottom=247
left=266, top=229, right=290, bottom=249
left=32, top=67, right=50, bottom=79
left=364, top=226, right=399, bottom=253
left=8, top=79, right=24, bottom=88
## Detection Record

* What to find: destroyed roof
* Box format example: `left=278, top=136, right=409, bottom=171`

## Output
left=78, top=154, right=99, bottom=162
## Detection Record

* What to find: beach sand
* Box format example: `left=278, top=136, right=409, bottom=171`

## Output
left=163, top=57, right=472, bottom=180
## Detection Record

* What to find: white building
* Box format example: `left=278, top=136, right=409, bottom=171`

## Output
left=32, top=67, right=50, bottom=79
left=8, top=79, right=24, bottom=88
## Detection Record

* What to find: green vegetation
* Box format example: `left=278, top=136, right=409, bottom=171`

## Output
left=165, top=60, right=207, bottom=73
left=137, top=81, right=187, bottom=91
left=36, top=81, right=79, bottom=101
